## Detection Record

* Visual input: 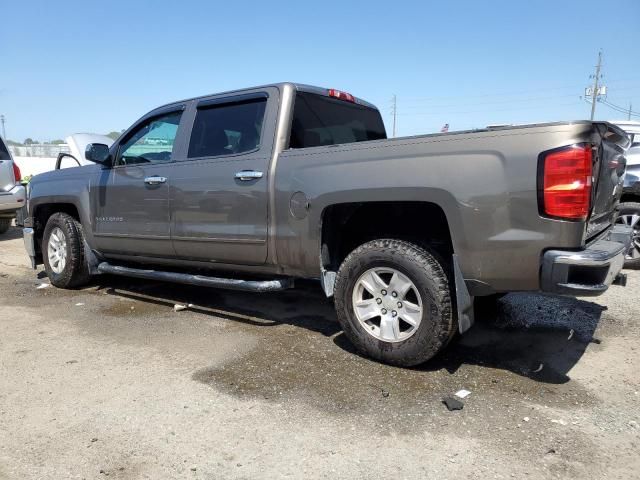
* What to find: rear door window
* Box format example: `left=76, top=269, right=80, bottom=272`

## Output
left=188, top=98, right=267, bottom=158
left=289, top=92, right=386, bottom=149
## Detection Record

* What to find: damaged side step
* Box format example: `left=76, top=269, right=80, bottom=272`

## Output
left=96, top=262, right=294, bottom=292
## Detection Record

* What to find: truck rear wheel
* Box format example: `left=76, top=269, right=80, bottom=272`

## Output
left=0, top=218, right=10, bottom=234
left=334, top=239, right=455, bottom=367
left=42, top=213, right=91, bottom=288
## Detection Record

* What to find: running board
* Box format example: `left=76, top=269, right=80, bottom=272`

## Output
left=97, top=262, right=294, bottom=292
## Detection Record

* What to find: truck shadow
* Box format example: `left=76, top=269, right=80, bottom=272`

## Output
left=95, top=275, right=605, bottom=385
left=0, top=226, right=23, bottom=242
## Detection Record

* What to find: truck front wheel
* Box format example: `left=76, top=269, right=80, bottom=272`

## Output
left=42, top=213, right=91, bottom=288
left=334, top=239, right=455, bottom=367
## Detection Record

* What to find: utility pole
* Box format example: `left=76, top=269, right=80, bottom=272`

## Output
left=0, top=115, right=5, bottom=139
left=391, top=95, right=397, bottom=138
left=629, top=102, right=633, bottom=121
left=590, top=50, right=603, bottom=121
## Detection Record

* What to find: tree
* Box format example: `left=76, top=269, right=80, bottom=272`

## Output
left=106, top=131, right=121, bottom=140
left=24, top=138, right=34, bottom=145
left=50, top=139, right=65, bottom=145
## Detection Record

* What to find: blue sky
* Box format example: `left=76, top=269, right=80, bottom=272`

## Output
left=1, top=0, right=639, bottom=141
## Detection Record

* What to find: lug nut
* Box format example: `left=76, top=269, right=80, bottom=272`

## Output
left=392, top=311, right=397, bottom=317
left=376, top=298, right=382, bottom=304
left=392, top=291, right=398, bottom=297
left=381, top=289, right=387, bottom=296
left=397, top=302, right=403, bottom=308
left=381, top=308, right=387, bottom=315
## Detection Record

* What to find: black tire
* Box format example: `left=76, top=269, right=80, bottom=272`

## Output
left=42, top=213, right=91, bottom=288
left=616, top=201, right=640, bottom=269
left=0, top=218, right=10, bottom=234
left=334, top=239, right=455, bottom=367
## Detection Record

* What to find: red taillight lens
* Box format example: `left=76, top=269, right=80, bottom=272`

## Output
left=540, top=144, right=592, bottom=220
left=12, top=162, right=21, bottom=183
left=328, top=89, right=355, bottom=103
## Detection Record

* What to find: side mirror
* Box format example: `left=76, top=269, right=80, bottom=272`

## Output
left=85, top=143, right=111, bottom=166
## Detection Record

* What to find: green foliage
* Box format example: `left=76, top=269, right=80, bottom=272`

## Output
left=106, top=131, right=121, bottom=140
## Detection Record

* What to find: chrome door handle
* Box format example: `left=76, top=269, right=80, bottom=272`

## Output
left=144, top=176, right=167, bottom=185
left=235, top=170, right=263, bottom=181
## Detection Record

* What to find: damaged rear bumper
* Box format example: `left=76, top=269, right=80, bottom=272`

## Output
left=540, top=225, right=632, bottom=296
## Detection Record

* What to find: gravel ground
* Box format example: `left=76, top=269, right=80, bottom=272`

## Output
left=0, top=225, right=638, bottom=479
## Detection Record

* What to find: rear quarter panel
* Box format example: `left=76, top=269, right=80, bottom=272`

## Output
left=274, top=123, right=596, bottom=292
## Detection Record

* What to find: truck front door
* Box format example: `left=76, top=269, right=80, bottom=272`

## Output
left=91, top=108, right=185, bottom=257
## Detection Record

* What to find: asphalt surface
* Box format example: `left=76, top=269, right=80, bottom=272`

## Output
left=0, top=225, right=638, bottom=479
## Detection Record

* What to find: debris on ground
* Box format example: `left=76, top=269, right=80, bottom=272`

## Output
left=75, top=303, right=85, bottom=306
left=532, top=363, right=544, bottom=373
left=442, top=396, right=464, bottom=411
left=381, top=389, right=390, bottom=398
left=454, top=389, right=471, bottom=399
left=551, top=419, right=568, bottom=426
left=174, top=303, right=194, bottom=312
left=523, top=417, right=530, bottom=422
left=36, top=283, right=50, bottom=290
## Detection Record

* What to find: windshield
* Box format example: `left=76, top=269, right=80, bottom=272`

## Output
left=289, top=92, right=386, bottom=148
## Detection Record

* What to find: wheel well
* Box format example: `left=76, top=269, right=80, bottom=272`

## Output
left=32, top=203, right=80, bottom=252
left=620, top=193, right=640, bottom=204
left=321, top=201, right=453, bottom=271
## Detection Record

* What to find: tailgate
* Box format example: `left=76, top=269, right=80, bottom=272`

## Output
left=585, top=123, right=630, bottom=239
left=0, top=160, right=16, bottom=192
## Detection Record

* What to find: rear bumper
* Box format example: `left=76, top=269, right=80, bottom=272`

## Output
left=0, top=184, right=26, bottom=215
left=541, top=225, right=632, bottom=296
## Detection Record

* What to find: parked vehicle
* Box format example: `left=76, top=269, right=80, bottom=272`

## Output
left=0, top=136, right=26, bottom=234
left=22, top=83, right=632, bottom=366
left=612, top=121, right=640, bottom=268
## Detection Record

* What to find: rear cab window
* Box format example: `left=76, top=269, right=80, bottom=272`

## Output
left=289, top=91, right=386, bottom=149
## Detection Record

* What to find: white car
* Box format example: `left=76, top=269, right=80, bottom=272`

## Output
left=0, top=136, right=26, bottom=234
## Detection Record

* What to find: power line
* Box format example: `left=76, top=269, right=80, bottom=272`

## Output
left=397, top=93, right=579, bottom=110
left=598, top=99, right=640, bottom=118
left=396, top=101, right=585, bottom=117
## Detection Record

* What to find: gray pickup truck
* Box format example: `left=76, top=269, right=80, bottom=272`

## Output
left=23, top=83, right=632, bottom=366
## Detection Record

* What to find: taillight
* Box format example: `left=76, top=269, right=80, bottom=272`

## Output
left=539, top=144, right=592, bottom=221
left=12, top=162, right=21, bottom=184
left=328, top=89, right=355, bottom=103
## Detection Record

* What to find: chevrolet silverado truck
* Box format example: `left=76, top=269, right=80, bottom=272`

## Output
left=0, top=136, right=26, bottom=234
left=22, top=83, right=632, bottom=366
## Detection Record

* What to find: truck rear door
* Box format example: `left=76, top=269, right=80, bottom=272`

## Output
left=169, top=88, right=279, bottom=265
